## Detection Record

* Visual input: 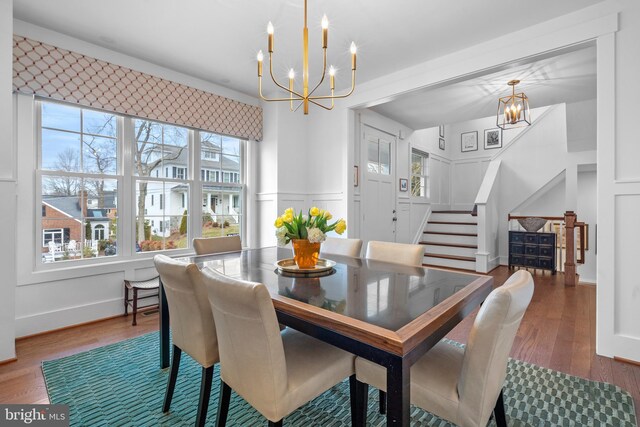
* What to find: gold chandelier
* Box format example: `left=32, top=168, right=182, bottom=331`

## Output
left=256, top=0, right=357, bottom=114
left=497, top=80, right=531, bottom=130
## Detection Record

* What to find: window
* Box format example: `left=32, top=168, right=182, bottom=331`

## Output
left=43, top=228, right=63, bottom=246
left=367, top=137, right=391, bottom=175
left=411, top=149, right=429, bottom=198
left=37, top=100, right=246, bottom=264
left=94, top=224, right=105, bottom=240
left=134, top=119, right=189, bottom=251
left=39, top=101, right=119, bottom=263
left=200, top=132, right=244, bottom=238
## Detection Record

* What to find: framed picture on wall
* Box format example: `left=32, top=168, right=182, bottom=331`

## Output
left=484, top=128, right=502, bottom=149
left=461, top=131, right=478, bottom=152
left=439, top=138, right=445, bottom=150
left=439, top=125, right=444, bottom=138
left=399, top=178, right=408, bottom=192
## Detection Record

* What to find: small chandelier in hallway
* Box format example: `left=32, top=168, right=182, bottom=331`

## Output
left=497, top=80, right=531, bottom=130
left=256, top=0, right=357, bottom=115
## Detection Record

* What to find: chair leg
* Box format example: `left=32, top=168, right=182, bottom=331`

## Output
left=124, top=283, right=129, bottom=316
left=215, top=380, right=232, bottom=427
left=268, top=421, right=283, bottom=427
left=379, top=389, right=386, bottom=415
left=162, top=345, right=182, bottom=413
left=493, top=388, right=507, bottom=427
left=132, top=287, right=138, bottom=326
left=350, top=377, right=368, bottom=427
left=195, top=366, right=214, bottom=427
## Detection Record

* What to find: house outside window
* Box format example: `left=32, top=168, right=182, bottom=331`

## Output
left=38, top=101, right=118, bottom=263
left=200, top=132, right=244, bottom=237
left=411, top=149, right=429, bottom=198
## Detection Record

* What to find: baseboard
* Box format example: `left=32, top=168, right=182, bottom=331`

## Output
left=15, top=297, right=129, bottom=338
left=0, top=357, right=17, bottom=366
left=614, top=356, right=640, bottom=367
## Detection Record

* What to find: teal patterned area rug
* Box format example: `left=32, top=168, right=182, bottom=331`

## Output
left=42, top=333, right=637, bottom=426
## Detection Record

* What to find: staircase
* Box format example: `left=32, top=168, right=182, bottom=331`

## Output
left=421, top=211, right=477, bottom=271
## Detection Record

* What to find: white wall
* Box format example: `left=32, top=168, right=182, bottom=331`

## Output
left=566, top=99, right=597, bottom=152
left=577, top=169, right=597, bottom=284
left=0, top=0, right=16, bottom=362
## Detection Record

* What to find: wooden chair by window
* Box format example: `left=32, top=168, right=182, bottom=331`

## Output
left=154, top=255, right=219, bottom=427
left=124, top=276, right=160, bottom=326
left=320, top=237, right=363, bottom=258
left=193, top=266, right=358, bottom=427
left=193, top=235, right=241, bottom=255
left=354, top=270, right=534, bottom=427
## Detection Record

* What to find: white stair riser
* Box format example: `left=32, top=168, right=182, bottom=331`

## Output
left=423, top=245, right=477, bottom=258
left=424, top=256, right=476, bottom=270
left=430, top=213, right=475, bottom=223
left=426, top=223, right=477, bottom=234
left=423, top=233, right=477, bottom=245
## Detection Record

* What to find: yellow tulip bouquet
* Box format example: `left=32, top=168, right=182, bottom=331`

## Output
left=274, top=207, right=346, bottom=246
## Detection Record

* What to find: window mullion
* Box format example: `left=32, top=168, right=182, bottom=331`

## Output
left=192, top=129, right=202, bottom=241
left=121, top=116, right=134, bottom=257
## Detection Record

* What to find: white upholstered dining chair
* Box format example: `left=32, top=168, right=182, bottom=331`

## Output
left=191, top=266, right=358, bottom=427
left=365, top=240, right=424, bottom=267
left=192, top=235, right=241, bottom=255
left=354, top=270, right=534, bottom=427
left=154, top=255, right=219, bottom=427
left=320, top=237, right=363, bottom=258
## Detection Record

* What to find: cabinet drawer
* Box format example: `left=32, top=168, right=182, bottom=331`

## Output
left=510, top=232, right=525, bottom=243
left=510, top=244, right=524, bottom=254
left=524, top=257, right=538, bottom=268
left=524, top=234, right=539, bottom=244
left=539, top=234, right=555, bottom=245
left=510, top=255, right=524, bottom=266
left=525, top=245, right=539, bottom=256
left=538, top=257, right=554, bottom=270
left=539, top=246, right=554, bottom=257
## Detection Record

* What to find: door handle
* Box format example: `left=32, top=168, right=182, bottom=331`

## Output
left=392, top=217, right=397, bottom=222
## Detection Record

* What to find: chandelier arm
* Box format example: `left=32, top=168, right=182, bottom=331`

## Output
left=308, top=98, right=335, bottom=111
left=268, top=53, right=305, bottom=99
left=309, top=71, right=356, bottom=100
left=259, top=78, right=304, bottom=102
left=307, top=48, right=328, bottom=98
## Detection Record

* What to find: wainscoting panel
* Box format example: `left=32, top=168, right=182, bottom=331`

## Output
left=451, top=158, right=490, bottom=210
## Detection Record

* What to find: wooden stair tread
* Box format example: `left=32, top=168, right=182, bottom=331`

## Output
left=420, top=241, right=478, bottom=249
left=428, top=221, right=477, bottom=225
left=423, top=231, right=478, bottom=236
left=422, top=263, right=477, bottom=273
left=424, top=253, right=476, bottom=262
left=431, top=210, right=473, bottom=214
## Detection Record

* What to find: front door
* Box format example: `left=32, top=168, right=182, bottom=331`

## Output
left=361, top=125, right=396, bottom=245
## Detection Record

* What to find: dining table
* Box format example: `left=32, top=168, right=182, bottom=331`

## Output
left=159, top=246, right=494, bottom=426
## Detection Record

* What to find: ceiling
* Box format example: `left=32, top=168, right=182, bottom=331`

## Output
left=13, top=0, right=602, bottom=98
left=370, top=45, right=597, bottom=130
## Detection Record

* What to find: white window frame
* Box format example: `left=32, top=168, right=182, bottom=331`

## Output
left=43, top=228, right=64, bottom=246
left=410, top=148, right=429, bottom=199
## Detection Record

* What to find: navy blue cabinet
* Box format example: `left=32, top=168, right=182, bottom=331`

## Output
left=509, top=231, right=556, bottom=274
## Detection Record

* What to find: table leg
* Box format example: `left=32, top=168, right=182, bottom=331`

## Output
left=159, top=278, right=170, bottom=369
left=387, top=356, right=411, bottom=427
left=386, top=356, right=409, bottom=426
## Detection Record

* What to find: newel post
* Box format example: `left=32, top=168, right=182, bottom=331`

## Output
left=564, top=211, right=577, bottom=287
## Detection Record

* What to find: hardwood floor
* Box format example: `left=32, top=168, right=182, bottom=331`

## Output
left=0, top=267, right=638, bottom=421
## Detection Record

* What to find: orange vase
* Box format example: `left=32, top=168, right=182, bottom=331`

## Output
left=291, top=239, right=321, bottom=269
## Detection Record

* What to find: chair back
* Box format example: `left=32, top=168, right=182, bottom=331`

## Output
left=320, top=237, right=363, bottom=258
left=365, top=240, right=424, bottom=266
left=192, top=267, right=287, bottom=421
left=153, top=255, right=218, bottom=368
left=193, top=235, right=242, bottom=255
left=457, top=270, right=534, bottom=425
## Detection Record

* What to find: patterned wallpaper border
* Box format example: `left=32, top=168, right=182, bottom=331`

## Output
left=12, top=35, right=262, bottom=141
